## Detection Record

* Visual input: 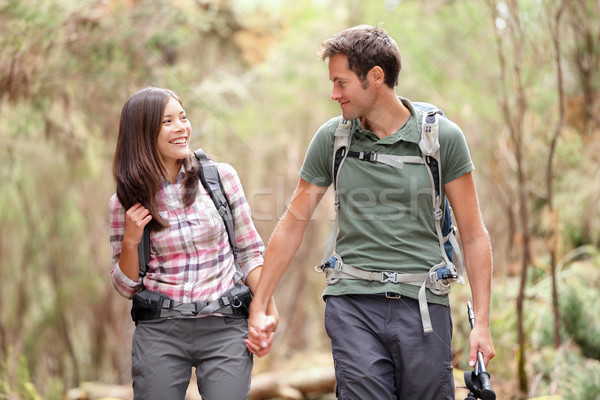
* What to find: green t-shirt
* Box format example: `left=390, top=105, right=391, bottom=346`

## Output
left=300, top=98, right=473, bottom=304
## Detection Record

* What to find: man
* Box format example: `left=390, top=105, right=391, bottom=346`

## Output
left=246, top=25, right=495, bottom=399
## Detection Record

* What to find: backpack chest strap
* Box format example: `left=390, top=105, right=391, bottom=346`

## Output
left=346, top=150, right=424, bottom=168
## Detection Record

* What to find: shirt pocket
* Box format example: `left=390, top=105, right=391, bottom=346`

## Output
left=190, top=201, right=227, bottom=248
left=191, top=202, right=221, bottom=229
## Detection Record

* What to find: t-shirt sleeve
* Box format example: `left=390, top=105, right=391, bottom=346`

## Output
left=439, top=117, right=474, bottom=184
left=299, top=117, right=340, bottom=187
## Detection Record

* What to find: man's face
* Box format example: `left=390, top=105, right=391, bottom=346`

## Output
left=328, top=54, right=375, bottom=121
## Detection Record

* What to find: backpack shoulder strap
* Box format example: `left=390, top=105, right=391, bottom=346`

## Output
left=413, top=102, right=463, bottom=282
left=320, top=118, right=352, bottom=266
left=138, top=225, right=151, bottom=278
left=332, top=118, right=352, bottom=191
left=196, top=149, right=246, bottom=282
left=194, top=149, right=244, bottom=282
left=194, top=149, right=237, bottom=258
left=414, top=102, right=443, bottom=200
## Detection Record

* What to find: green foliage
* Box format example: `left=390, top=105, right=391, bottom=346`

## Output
left=519, top=255, right=600, bottom=397
left=563, top=358, right=600, bottom=400
left=560, top=279, right=600, bottom=360
left=529, top=346, right=600, bottom=400
left=0, top=348, right=44, bottom=400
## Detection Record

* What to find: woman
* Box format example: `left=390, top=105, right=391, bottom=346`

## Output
left=109, top=87, right=277, bottom=399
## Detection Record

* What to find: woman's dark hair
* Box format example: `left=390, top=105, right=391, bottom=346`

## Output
left=320, top=25, right=401, bottom=89
left=113, top=87, right=199, bottom=231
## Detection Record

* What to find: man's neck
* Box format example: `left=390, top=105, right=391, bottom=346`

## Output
left=360, top=95, right=410, bottom=139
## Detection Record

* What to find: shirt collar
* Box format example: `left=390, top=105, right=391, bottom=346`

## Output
left=175, top=164, right=186, bottom=183
left=350, top=97, right=421, bottom=145
left=161, top=164, right=186, bottom=188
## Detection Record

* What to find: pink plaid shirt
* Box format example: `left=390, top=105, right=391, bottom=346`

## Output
left=109, top=162, right=264, bottom=303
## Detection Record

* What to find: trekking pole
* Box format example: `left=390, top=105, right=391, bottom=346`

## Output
left=463, top=301, right=496, bottom=400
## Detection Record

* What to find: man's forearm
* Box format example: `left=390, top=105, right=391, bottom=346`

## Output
left=251, top=214, right=307, bottom=312
left=463, top=233, right=493, bottom=327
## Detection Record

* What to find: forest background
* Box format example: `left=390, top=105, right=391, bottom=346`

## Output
left=1, top=0, right=599, bottom=399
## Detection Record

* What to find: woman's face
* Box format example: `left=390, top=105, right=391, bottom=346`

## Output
left=157, top=97, right=191, bottom=177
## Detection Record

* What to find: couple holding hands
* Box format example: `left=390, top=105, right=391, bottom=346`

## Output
left=109, top=25, right=494, bottom=400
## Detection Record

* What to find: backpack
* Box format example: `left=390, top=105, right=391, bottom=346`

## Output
left=132, top=149, right=250, bottom=323
left=316, top=101, right=465, bottom=334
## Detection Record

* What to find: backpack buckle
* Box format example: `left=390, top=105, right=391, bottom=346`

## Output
left=381, top=271, right=397, bottom=283
left=178, top=303, right=199, bottom=317
left=357, top=151, right=378, bottom=162
left=365, top=151, right=378, bottom=162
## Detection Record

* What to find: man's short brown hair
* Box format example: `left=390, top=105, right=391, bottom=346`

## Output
left=320, top=25, right=401, bottom=88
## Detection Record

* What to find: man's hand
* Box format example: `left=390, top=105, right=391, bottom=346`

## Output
left=245, top=310, right=277, bottom=357
left=468, top=324, right=495, bottom=369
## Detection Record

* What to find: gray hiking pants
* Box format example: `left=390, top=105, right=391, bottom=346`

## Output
left=131, top=316, right=252, bottom=400
left=325, top=294, right=455, bottom=400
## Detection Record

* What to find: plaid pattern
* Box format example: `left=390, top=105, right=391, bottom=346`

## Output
left=109, top=163, right=264, bottom=303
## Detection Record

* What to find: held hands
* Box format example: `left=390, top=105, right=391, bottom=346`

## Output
left=245, top=307, right=278, bottom=357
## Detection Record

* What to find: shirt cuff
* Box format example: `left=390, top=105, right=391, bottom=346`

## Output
left=241, top=258, right=263, bottom=282
left=112, top=262, right=143, bottom=298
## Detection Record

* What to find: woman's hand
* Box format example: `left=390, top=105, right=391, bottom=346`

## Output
left=124, top=203, right=152, bottom=247
left=245, top=312, right=277, bottom=358
left=118, top=203, right=153, bottom=282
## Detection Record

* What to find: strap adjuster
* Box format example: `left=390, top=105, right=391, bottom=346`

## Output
left=357, top=151, right=378, bottom=162
left=161, top=298, right=173, bottom=309
left=365, top=151, right=378, bottom=162
left=381, top=271, right=397, bottom=283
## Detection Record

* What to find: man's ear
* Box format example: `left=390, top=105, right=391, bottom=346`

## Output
left=369, top=66, right=385, bottom=86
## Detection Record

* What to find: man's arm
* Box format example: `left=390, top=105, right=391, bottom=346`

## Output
left=245, top=178, right=328, bottom=355
left=244, top=266, right=278, bottom=357
left=445, top=172, right=496, bottom=367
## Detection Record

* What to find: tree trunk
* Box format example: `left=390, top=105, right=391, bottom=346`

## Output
left=546, top=1, right=567, bottom=349
left=489, top=0, right=532, bottom=394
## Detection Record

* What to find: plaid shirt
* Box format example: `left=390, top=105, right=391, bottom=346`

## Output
left=109, top=163, right=264, bottom=303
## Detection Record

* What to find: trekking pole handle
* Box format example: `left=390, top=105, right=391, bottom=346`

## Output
left=478, top=371, right=493, bottom=396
